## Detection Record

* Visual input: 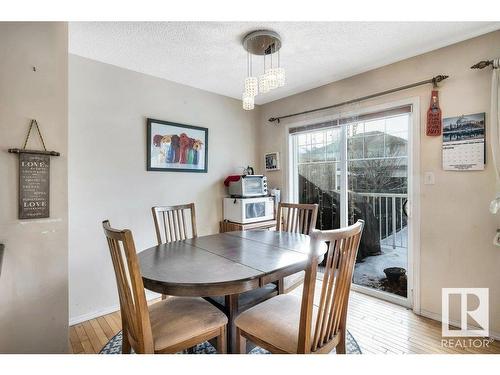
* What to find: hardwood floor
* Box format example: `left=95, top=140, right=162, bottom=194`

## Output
left=69, top=289, right=500, bottom=354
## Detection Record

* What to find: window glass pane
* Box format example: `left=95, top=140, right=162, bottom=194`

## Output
left=348, top=158, right=407, bottom=194
left=364, top=135, right=385, bottom=158
left=386, top=115, right=409, bottom=135
left=326, top=128, right=341, bottom=161
left=298, top=161, right=341, bottom=230
left=385, top=133, right=407, bottom=157
left=326, top=129, right=334, bottom=143
left=311, top=132, right=324, bottom=145
left=363, top=119, right=386, bottom=135
left=298, top=145, right=310, bottom=163
left=297, top=133, right=308, bottom=146
left=348, top=137, right=363, bottom=159
left=301, top=133, right=311, bottom=146
left=348, top=122, right=364, bottom=138
left=310, top=144, right=325, bottom=162
left=326, top=143, right=339, bottom=161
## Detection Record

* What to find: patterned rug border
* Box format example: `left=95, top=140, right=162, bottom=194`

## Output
left=99, top=330, right=362, bottom=354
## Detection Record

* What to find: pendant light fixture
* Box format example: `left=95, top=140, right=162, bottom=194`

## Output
left=242, top=30, right=285, bottom=110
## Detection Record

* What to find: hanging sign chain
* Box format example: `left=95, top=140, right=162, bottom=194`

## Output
left=22, top=119, right=47, bottom=151
left=8, top=119, right=60, bottom=156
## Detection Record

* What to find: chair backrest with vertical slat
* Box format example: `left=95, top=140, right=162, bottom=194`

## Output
left=297, top=220, right=364, bottom=353
left=151, top=203, right=197, bottom=245
left=277, top=203, right=319, bottom=235
left=102, top=220, right=154, bottom=353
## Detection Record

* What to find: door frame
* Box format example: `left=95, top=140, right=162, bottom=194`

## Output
left=284, top=97, right=421, bottom=312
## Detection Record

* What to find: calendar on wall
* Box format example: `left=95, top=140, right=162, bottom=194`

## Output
left=442, top=113, right=485, bottom=171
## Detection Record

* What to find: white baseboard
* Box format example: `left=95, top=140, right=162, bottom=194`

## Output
left=69, top=291, right=161, bottom=326
left=419, top=309, right=500, bottom=341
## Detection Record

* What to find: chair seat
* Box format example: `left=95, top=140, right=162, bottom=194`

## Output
left=149, top=297, right=228, bottom=351
left=235, top=294, right=318, bottom=353
left=283, top=271, right=305, bottom=293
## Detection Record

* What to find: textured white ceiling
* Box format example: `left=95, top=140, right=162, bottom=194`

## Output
left=69, top=22, right=500, bottom=105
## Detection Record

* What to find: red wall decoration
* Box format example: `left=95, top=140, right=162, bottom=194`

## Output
left=426, top=90, right=442, bottom=136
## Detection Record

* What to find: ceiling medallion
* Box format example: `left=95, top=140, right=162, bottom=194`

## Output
left=241, top=30, right=285, bottom=110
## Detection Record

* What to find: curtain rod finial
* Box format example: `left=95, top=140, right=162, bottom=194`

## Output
left=268, top=117, right=279, bottom=123
left=434, top=75, right=449, bottom=83
left=471, top=60, right=493, bottom=69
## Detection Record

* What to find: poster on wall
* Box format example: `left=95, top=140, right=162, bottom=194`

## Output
left=442, top=113, right=485, bottom=171
left=147, top=118, right=208, bottom=173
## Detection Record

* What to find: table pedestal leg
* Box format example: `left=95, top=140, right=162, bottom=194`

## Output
left=276, top=278, right=284, bottom=294
left=225, top=294, right=239, bottom=354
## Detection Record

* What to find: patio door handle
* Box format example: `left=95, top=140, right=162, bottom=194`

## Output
left=403, top=199, right=410, bottom=217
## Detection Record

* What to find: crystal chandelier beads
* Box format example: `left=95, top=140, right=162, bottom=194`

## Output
left=259, top=74, right=270, bottom=94
left=241, top=30, right=285, bottom=110
left=242, top=92, right=254, bottom=111
left=244, top=76, right=258, bottom=97
left=276, top=67, right=285, bottom=87
left=266, top=68, right=279, bottom=90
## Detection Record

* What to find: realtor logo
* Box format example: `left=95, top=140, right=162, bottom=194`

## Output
left=442, top=288, right=489, bottom=337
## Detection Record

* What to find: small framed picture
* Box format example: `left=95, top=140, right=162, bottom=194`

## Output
left=265, top=152, right=280, bottom=171
left=147, top=118, right=208, bottom=173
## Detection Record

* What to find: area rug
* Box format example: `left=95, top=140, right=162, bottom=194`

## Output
left=99, top=330, right=362, bottom=354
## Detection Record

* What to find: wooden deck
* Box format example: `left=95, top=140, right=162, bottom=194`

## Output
left=69, top=289, right=500, bottom=354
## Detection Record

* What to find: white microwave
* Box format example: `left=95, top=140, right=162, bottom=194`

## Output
left=223, top=197, right=274, bottom=224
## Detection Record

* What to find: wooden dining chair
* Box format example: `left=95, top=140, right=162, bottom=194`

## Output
left=234, top=220, right=364, bottom=354
left=152, top=203, right=197, bottom=300
left=102, top=220, right=227, bottom=354
left=276, top=202, right=319, bottom=294
left=277, top=202, right=319, bottom=235
left=152, top=203, right=197, bottom=245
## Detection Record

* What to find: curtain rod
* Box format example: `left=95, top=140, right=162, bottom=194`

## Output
left=268, top=74, right=449, bottom=124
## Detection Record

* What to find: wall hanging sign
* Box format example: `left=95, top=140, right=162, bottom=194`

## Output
left=8, top=119, right=60, bottom=219
left=442, top=113, right=485, bottom=171
left=147, top=118, right=208, bottom=173
left=426, top=90, right=442, bottom=136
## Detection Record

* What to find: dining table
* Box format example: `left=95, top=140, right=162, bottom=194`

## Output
left=138, top=230, right=327, bottom=353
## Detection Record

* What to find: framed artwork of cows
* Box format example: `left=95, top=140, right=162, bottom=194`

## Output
left=147, top=118, right=208, bottom=173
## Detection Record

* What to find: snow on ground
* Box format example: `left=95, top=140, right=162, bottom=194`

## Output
left=353, top=227, right=408, bottom=287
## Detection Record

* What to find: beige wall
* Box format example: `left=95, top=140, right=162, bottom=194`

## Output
left=0, top=22, right=68, bottom=353
left=258, top=31, right=500, bottom=335
left=68, top=55, right=260, bottom=322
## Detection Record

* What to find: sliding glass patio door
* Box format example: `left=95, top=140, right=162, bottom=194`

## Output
left=289, top=105, right=412, bottom=306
